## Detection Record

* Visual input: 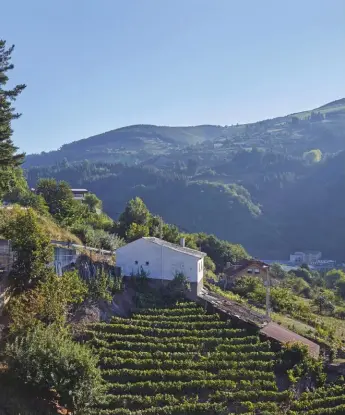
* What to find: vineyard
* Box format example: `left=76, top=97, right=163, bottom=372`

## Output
left=86, top=302, right=345, bottom=415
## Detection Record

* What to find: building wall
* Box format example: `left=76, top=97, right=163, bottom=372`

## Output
left=116, top=239, right=202, bottom=283
left=290, top=251, right=322, bottom=265
left=306, top=252, right=322, bottom=263
left=290, top=253, right=305, bottom=264
left=197, top=259, right=204, bottom=283
left=232, top=264, right=267, bottom=279
left=224, top=264, right=268, bottom=289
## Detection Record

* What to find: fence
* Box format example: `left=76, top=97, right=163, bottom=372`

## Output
left=0, top=240, right=14, bottom=275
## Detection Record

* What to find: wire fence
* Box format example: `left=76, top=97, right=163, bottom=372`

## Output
left=0, top=252, right=14, bottom=274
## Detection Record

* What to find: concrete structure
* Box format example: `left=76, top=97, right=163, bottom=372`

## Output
left=261, top=322, right=320, bottom=358
left=310, top=260, right=337, bottom=271
left=0, top=239, right=79, bottom=277
left=31, top=187, right=89, bottom=201
left=198, top=287, right=320, bottom=358
left=290, top=251, right=322, bottom=265
left=0, top=239, right=113, bottom=277
left=53, top=245, right=78, bottom=276
left=0, top=239, right=13, bottom=274
left=70, top=188, right=89, bottom=200
left=116, top=237, right=206, bottom=296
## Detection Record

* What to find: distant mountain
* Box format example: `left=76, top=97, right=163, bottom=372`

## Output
left=25, top=124, right=226, bottom=167
left=24, top=99, right=345, bottom=168
left=24, top=98, right=345, bottom=259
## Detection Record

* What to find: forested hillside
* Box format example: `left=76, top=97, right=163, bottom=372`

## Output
left=27, top=149, right=345, bottom=259
left=24, top=99, right=345, bottom=168
left=23, top=97, right=345, bottom=259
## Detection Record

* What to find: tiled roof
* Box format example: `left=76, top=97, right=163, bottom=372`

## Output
left=225, top=259, right=269, bottom=276
left=143, top=237, right=206, bottom=259
left=260, top=322, right=320, bottom=358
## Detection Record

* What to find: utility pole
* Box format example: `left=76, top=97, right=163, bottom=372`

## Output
left=263, top=265, right=271, bottom=319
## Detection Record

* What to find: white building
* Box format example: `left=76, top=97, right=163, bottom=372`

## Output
left=71, top=189, right=89, bottom=201
left=31, top=187, right=89, bottom=201
left=116, top=237, right=206, bottom=296
left=290, top=250, right=322, bottom=265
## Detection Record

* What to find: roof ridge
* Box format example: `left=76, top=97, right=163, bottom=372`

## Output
left=143, top=237, right=206, bottom=258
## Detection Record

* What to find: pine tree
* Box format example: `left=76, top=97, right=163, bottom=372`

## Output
left=0, top=40, right=26, bottom=170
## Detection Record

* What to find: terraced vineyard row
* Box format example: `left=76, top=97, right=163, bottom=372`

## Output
left=87, top=302, right=288, bottom=415
left=86, top=302, right=345, bottom=414
left=288, top=385, right=345, bottom=415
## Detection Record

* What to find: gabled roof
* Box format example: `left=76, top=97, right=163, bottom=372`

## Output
left=225, top=259, right=269, bottom=277
left=142, top=237, right=206, bottom=259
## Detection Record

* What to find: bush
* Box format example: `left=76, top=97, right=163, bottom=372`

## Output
left=232, top=276, right=265, bottom=303
left=71, top=224, right=124, bottom=250
left=278, top=342, right=326, bottom=386
left=87, top=267, right=122, bottom=303
left=5, top=325, right=103, bottom=414
left=279, top=342, right=309, bottom=370
left=5, top=189, right=49, bottom=215
left=8, top=271, right=88, bottom=334
left=130, top=266, right=149, bottom=284
left=94, top=230, right=124, bottom=250
left=2, top=207, right=53, bottom=293
left=167, top=272, right=191, bottom=301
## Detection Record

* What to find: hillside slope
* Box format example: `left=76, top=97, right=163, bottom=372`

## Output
left=26, top=150, right=345, bottom=259
left=25, top=124, right=226, bottom=167
left=24, top=98, right=345, bottom=259
left=24, top=99, right=345, bottom=168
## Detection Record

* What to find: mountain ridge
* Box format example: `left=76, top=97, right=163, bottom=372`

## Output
left=24, top=98, right=345, bottom=259
left=24, top=98, right=345, bottom=168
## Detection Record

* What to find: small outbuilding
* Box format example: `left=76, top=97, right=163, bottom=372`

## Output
left=116, top=237, right=206, bottom=296
left=222, top=259, right=270, bottom=289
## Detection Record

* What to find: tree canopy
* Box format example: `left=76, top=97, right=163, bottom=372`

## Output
left=0, top=40, right=26, bottom=197
left=2, top=207, right=53, bottom=293
left=303, top=149, right=322, bottom=163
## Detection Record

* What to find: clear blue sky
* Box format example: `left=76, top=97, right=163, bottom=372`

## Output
left=3, top=0, right=345, bottom=154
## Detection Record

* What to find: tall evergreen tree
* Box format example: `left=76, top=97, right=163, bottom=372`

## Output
left=0, top=40, right=26, bottom=170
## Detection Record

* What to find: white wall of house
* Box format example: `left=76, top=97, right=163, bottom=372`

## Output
left=197, top=259, right=204, bottom=282
left=116, top=238, right=203, bottom=283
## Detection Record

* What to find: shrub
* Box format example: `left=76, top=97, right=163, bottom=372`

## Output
left=87, top=267, right=118, bottom=303
left=2, top=207, right=53, bottom=293
left=8, top=271, right=88, bottom=333
left=278, top=342, right=326, bottom=386
left=5, top=325, right=103, bottom=414
left=94, top=230, right=124, bottom=251
left=166, top=272, right=191, bottom=301
left=71, top=224, right=124, bottom=250
left=130, top=266, right=150, bottom=291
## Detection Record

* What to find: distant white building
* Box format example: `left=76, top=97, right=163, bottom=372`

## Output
left=290, top=251, right=322, bottom=265
left=71, top=189, right=89, bottom=201
left=31, top=187, right=89, bottom=201
left=116, top=237, right=206, bottom=296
